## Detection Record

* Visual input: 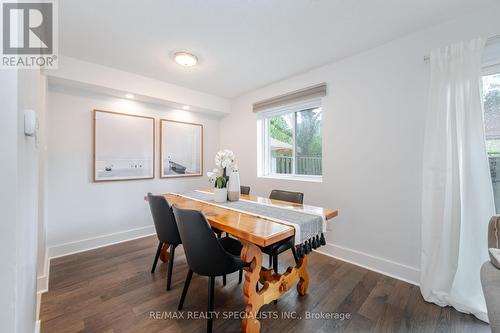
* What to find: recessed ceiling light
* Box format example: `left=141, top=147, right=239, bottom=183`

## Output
left=174, top=51, right=198, bottom=67
left=125, top=93, right=135, bottom=99
left=182, top=105, right=190, bottom=110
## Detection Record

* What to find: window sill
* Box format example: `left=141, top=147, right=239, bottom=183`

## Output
left=258, top=174, right=323, bottom=183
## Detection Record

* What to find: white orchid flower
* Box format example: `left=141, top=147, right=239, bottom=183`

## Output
left=214, top=149, right=236, bottom=170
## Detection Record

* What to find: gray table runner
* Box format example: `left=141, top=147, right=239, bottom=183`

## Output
left=172, top=190, right=326, bottom=254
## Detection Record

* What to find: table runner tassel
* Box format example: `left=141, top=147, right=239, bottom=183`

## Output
left=312, top=236, right=318, bottom=249
left=297, top=245, right=304, bottom=258
left=305, top=240, right=311, bottom=254
left=320, top=233, right=326, bottom=246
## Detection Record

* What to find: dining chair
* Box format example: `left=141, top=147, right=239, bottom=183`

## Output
left=240, top=185, right=251, bottom=195
left=147, top=193, right=182, bottom=291
left=264, top=190, right=304, bottom=273
left=172, top=205, right=246, bottom=333
left=269, top=189, right=303, bottom=205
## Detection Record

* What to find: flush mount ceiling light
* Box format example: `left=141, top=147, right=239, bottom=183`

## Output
left=173, top=51, right=198, bottom=67
left=125, top=93, right=135, bottom=99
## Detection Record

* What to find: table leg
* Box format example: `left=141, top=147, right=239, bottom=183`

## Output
left=240, top=241, right=310, bottom=333
left=159, top=243, right=171, bottom=263
left=297, top=255, right=309, bottom=296
left=241, top=242, right=263, bottom=333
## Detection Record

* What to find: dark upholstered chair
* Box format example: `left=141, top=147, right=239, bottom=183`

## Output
left=264, top=190, right=304, bottom=272
left=240, top=186, right=251, bottom=195
left=269, top=189, right=303, bottom=205
left=147, top=193, right=182, bottom=291
left=172, top=205, right=246, bottom=333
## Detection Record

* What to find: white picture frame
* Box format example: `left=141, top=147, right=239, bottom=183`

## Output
left=93, top=110, right=155, bottom=182
left=160, top=119, right=203, bottom=178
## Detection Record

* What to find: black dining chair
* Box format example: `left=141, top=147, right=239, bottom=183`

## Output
left=264, top=190, right=304, bottom=273
left=172, top=205, right=246, bottom=333
left=147, top=193, right=182, bottom=291
left=240, top=185, right=251, bottom=195
left=269, top=189, right=303, bottom=205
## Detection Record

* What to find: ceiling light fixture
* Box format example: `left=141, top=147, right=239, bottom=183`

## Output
left=182, top=105, right=190, bottom=110
left=125, top=93, right=135, bottom=99
left=174, top=51, right=198, bottom=67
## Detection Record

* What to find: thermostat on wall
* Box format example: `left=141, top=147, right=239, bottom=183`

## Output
left=24, top=110, right=37, bottom=136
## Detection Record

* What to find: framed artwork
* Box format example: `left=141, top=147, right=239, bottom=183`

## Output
left=93, top=110, right=155, bottom=182
left=160, top=119, right=203, bottom=178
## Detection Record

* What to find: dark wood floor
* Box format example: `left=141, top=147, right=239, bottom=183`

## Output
left=40, top=236, right=490, bottom=333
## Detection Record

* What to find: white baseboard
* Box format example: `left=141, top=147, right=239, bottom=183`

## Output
left=37, top=274, right=48, bottom=294
left=316, top=243, right=420, bottom=286
left=48, top=225, right=155, bottom=259
left=37, top=247, right=49, bottom=293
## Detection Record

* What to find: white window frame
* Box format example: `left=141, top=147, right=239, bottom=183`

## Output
left=257, top=98, right=323, bottom=182
left=482, top=61, right=500, bottom=213
left=483, top=56, right=500, bottom=75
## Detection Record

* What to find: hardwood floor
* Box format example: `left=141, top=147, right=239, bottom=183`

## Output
left=40, top=236, right=490, bottom=333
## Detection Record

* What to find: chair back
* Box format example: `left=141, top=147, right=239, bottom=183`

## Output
left=147, top=193, right=182, bottom=245
left=488, top=216, right=500, bottom=268
left=269, top=189, right=304, bottom=204
left=240, top=186, right=251, bottom=195
left=172, top=205, right=235, bottom=276
left=489, top=216, right=500, bottom=250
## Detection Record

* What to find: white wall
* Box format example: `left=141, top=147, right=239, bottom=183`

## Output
left=0, top=70, right=44, bottom=333
left=36, top=74, right=49, bottom=294
left=220, top=5, right=500, bottom=284
left=0, top=70, right=19, bottom=333
left=16, top=70, right=45, bottom=333
left=46, top=84, right=220, bottom=254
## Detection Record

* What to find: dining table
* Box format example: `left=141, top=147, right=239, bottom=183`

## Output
left=157, top=190, right=338, bottom=333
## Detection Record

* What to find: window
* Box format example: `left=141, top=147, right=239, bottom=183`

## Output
left=483, top=69, right=500, bottom=212
left=257, top=100, right=322, bottom=181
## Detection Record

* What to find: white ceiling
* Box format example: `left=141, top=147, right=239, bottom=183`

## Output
left=59, top=0, right=495, bottom=98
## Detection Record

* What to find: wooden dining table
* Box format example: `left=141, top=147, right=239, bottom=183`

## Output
left=158, top=191, right=338, bottom=333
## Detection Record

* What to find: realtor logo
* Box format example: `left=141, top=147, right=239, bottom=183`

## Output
left=1, top=0, right=58, bottom=68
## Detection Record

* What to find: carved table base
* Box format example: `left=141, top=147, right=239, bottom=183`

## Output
left=159, top=243, right=171, bottom=263
left=240, top=241, right=309, bottom=333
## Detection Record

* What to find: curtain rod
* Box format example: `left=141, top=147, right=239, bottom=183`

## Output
left=423, top=35, right=500, bottom=62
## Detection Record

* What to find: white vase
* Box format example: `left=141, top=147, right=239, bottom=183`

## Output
left=214, top=187, right=228, bottom=203
left=227, top=168, right=241, bottom=201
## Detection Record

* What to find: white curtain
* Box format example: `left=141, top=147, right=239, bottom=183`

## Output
left=421, top=38, right=495, bottom=322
